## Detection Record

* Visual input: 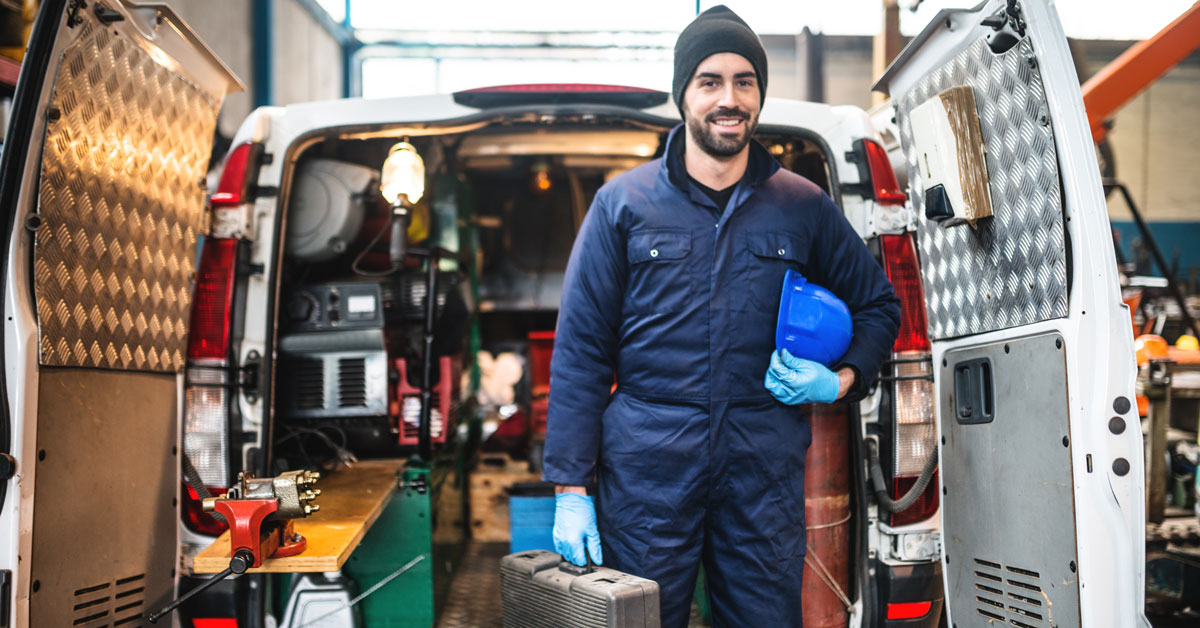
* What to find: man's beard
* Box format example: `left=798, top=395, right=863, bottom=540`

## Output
left=684, top=106, right=758, bottom=158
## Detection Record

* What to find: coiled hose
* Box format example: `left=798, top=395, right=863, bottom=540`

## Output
left=867, top=439, right=939, bottom=513
left=181, top=451, right=226, bottom=523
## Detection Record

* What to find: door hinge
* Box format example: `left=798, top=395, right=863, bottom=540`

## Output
left=66, top=0, right=87, bottom=27
left=981, top=0, right=1027, bottom=53
left=238, top=260, right=265, bottom=276
left=239, top=350, right=261, bottom=404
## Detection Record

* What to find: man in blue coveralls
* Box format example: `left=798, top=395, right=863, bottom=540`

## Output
left=542, top=6, right=901, bottom=626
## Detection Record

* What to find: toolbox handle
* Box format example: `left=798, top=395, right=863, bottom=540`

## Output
left=557, top=555, right=596, bottom=576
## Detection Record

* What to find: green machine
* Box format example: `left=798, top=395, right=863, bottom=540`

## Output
left=274, top=454, right=468, bottom=627
left=343, top=457, right=468, bottom=626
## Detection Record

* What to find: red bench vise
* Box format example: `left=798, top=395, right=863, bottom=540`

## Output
left=148, top=469, right=323, bottom=623
left=203, top=469, right=323, bottom=568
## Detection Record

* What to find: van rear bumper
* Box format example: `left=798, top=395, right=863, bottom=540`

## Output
left=877, top=559, right=944, bottom=627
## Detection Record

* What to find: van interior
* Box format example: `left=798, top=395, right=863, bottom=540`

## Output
left=267, top=114, right=836, bottom=471
left=169, top=112, right=859, bottom=624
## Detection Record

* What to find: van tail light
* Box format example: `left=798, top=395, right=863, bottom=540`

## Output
left=854, top=139, right=907, bottom=206
left=188, top=239, right=238, bottom=360
left=882, top=233, right=929, bottom=354
left=209, top=142, right=265, bottom=241
left=181, top=191, right=244, bottom=534
left=209, top=142, right=257, bottom=208
left=881, top=233, right=939, bottom=527
left=182, top=309, right=234, bottom=534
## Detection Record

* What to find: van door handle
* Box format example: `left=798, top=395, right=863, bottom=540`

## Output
left=953, top=357, right=994, bottom=424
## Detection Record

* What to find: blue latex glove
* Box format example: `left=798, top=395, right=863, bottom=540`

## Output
left=553, top=493, right=603, bottom=566
left=764, top=348, right=841, bottom=405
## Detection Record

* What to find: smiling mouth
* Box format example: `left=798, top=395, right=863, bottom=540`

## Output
left=710, top=117, right=745, bottom=128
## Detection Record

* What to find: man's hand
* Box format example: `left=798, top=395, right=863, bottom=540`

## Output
left=836, top=366, right=855, bottom=399
left=764, top=349, right=848, bottom=405
left=553, top=485, right=603, bottom=566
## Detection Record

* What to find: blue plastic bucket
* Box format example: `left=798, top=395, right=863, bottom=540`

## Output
left=775, top=269, right=852, bottom=366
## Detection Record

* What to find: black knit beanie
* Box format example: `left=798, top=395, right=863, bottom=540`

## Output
left=672, top=5, right=768, bottom=115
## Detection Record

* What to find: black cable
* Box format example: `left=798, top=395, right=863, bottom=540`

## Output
left=181, top=451, right=225, bottom=523
left=867, top=440, right=939, bottom=513
left=280, top=425, right=350, bottom=453
left=293, top=428, right=316, bottom=470
left=278, top=424, right=356, bottom=468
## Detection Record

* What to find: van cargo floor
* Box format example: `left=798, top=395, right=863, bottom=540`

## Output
left=436, top=542, right=710, bottom=627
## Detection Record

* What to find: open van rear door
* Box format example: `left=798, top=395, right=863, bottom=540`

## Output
left=874, top=1, right=1146, bottom=626
left=0, top=1, right=240, bottom=624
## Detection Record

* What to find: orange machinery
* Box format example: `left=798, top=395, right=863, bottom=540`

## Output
left=1082, top=1, right=1200, bottom=144
left=1090, top=4, right=1200, bottom=343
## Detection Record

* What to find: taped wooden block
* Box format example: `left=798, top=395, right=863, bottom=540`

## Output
left=909, top=85, right=993, bottom=228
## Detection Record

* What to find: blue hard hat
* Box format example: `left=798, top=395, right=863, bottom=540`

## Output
left=775, top=269, right=852, bottom=366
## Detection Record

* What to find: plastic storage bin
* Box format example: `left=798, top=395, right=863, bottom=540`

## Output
left=508, top=482, right=556, bottom=554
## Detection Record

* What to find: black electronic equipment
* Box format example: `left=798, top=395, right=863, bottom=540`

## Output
left=278, top=282, right=389, bottom=421
left=284, top=282, right=385, bottom=332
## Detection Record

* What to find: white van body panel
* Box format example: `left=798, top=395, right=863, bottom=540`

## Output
left=1, top=2, right=240, bottom=624
left=875, top=1, right=1144, bottom=625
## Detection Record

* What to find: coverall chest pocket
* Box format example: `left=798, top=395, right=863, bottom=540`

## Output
left=742, top=231, right=809, bottom=313
left=626, top=230, right=694, bottom=315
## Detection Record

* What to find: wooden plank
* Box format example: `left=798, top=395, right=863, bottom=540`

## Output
left=192, top=459, right=404, bottom=574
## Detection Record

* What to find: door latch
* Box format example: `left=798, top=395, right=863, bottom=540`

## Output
left=239, top=350, right=261, bottom=404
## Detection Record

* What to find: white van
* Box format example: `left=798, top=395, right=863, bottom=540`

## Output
left=0, top=0, right=1145, bottom=626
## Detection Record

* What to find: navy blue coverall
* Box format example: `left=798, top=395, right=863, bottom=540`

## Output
left=543, top=124, right=901, bottom=626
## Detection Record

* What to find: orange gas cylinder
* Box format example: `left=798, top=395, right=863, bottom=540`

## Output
left=802, top=403, right=852, bottom=628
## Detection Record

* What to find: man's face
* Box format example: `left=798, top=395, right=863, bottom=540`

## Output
left=680, top=52, right=761, bottom=159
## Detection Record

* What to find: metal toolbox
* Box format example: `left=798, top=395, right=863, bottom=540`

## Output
left=499, top=550, right=661, bottom=628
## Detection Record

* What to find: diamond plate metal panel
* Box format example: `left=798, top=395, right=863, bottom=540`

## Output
left=35, top=22, right=218, bottom=371
left=895, top=37, right=1068, bottom=340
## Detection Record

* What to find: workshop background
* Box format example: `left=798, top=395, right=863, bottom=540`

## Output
left=164, top=0, right=1200, bottom=282
left=0, top=1, right=1197, bottom=627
